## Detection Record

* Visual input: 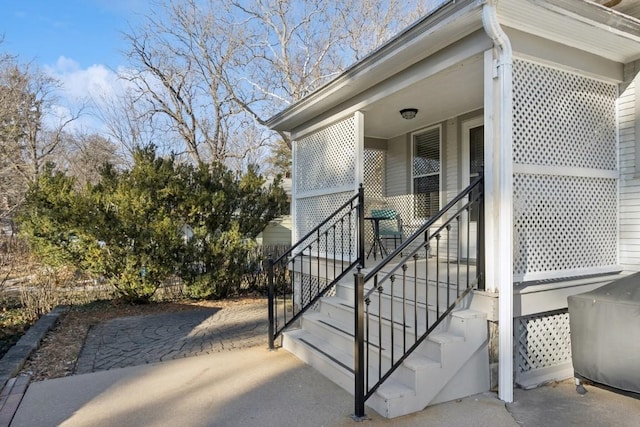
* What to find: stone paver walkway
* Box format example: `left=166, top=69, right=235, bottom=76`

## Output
left=75, top=300, right=268, bottom=374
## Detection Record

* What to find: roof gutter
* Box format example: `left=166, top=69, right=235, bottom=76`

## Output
left=482, top=0, right=514, bottom=404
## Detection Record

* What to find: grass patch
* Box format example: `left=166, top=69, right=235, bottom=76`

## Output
left=0, top=305, right=33, bottom=358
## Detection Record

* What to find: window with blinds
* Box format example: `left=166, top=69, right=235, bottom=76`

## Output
left=469, top=125, right=484, bottom=177
left=412, top=126, right=441, bottom=218
left=469, top=125, right=484, bottom=222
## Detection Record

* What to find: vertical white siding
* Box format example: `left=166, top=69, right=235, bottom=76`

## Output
left=445, top=118, right=459, bottom=202
left=619, top=60, right=640, bottom=272
left=386, top=134, right=409, bottom=197
left=382, top=119, right=462, bottom=256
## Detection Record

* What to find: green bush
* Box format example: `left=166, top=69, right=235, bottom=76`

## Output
left=18, top=147, right=288, bottom=303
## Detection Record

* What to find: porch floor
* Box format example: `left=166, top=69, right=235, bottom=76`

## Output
left=362, top=250, right=477, bottom=288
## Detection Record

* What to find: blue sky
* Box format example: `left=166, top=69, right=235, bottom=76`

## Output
left=1, top=0, right=147, bottom=70
left=1, top=0, right=150, bottom=133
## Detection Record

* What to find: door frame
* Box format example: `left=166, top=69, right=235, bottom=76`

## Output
left=461, top=116, right=484, bottom=188
left=460, top=116, right=484, bottom=260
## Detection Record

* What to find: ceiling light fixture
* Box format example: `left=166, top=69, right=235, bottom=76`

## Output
left=400, top=108, right=418, bottom=120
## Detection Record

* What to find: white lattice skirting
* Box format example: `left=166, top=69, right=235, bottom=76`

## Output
left=515, top=310, right=573, bottom=388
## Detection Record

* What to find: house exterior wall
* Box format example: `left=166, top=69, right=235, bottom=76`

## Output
left=380, top=116, right=472, bottom=258
left=257, top=215, right=292, bottom=247
left=386, top=134, right=408, bottom=199
left=383, top=119, right=462, bottom=227
left=619, top=60, right=640, bottom=272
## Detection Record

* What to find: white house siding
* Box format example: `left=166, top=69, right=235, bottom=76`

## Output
left=382, top=118, right=465, bottom=258
left=383, top=134, right=412, bottom=234
left=385, top=134, right=409, bottom=199
left=619, top=60, right=640, bottom=272
left=257, top=216, right=292, bottom=247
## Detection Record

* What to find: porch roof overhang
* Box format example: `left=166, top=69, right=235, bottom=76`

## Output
left=266, top=0, right=640, bottom=135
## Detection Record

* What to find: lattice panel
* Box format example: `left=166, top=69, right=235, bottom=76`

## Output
left=513, top=174, right=617, bottom=276
left=364, top=149, right=386, bottom=243
left=295, top=116, right=356, bottom=194
left=513, top=59, right=617, bottom=170
left=364, top=149, right=385, bottom=205
left=516, top=310, right=571, bottom=373
left=296, top=191, right=357, bottom=258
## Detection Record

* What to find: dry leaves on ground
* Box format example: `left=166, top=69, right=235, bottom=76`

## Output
left=20, top=297, right=267, bottom=382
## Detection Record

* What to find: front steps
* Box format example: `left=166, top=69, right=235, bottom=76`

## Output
left=282, top=279, right=490, bottom=419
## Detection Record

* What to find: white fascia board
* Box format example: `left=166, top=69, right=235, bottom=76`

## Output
left=500, top=0, right=640, bottom=63
left=535, top=0, right=640, bottom=37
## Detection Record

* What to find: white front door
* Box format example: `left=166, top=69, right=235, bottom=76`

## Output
left=461, top=117, right=484, bottom=261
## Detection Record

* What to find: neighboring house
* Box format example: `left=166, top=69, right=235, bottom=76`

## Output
left=256, top=177, right=292, bottom=247
left=266, top=0, right=640, bottom=419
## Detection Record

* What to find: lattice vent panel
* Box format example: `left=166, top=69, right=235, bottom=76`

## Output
left=513, top=174, right=617, bottom=276
left=296, top=191, right=357, bottom=259
left=364, top=149, right=385, bottom=207
left=513, top=59, right=617, bottom=170
left=295, top=116, right=356, bottom=194
left=516, top=310, right=571, bottom=374
left=364, top=149, right=386, bottom=243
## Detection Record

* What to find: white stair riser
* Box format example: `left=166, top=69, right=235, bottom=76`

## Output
left=305, top=309, right=449, bottom=362
left=299, top=316, right=353, bottom=356
left=292, top=320, right=441, bottom=393
left=320, top=297, right=442, bottom=336
left=283, top=331, right=436, bottom=411
left=282, top=333, right=354, bottom=394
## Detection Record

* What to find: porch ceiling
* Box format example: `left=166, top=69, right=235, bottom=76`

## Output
left=362, top=56, right=484, bottom=140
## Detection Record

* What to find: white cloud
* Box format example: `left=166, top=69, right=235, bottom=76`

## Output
left=43, top=56, right=133, bottom=134
left=45, top=56, right=125, bottom=103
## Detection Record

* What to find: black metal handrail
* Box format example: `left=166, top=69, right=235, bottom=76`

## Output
left=354, top=174, right=484, bottom=417
left=268, top=185, right=365, bottom=349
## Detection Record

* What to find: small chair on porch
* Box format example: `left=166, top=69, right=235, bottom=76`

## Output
left=370, top=209, right=404, bottom=253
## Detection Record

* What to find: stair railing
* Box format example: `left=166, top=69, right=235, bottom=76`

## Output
left=354, top=174, right=484, bottom=418
left=268, top=185, right=365, bottom=350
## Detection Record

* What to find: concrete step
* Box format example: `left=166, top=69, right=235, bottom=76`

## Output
left=282, top=328, right=415, bottom=400
left=284, top=303, right=490, bottom=419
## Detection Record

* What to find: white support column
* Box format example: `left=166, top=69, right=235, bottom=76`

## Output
left=483, top=1, right=514, bottom=404
left=483, top=50, right=496, bottom=294
left=354, top=111, right=365, bottom=190
left=291, top=137, right=298, bottom=244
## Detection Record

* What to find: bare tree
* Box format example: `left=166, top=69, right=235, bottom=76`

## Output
left=96, top=87, right=162, bottom=164
left=121, top=0, right=242, bottom=164
left=0, top=59, right=82, bottom=220
left=55, top=131, right=121, bottom=187
left=118, top=0, right=436, bottom=166
left=227, top=0, right=433, bottom=146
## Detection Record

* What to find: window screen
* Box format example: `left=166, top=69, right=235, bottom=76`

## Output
left=413, top=127, right=440, bottom=218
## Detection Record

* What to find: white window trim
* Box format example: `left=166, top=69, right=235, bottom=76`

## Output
left=410, top=123, right=443, bottom=221
left=461, top=116, right=484, bottom=188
